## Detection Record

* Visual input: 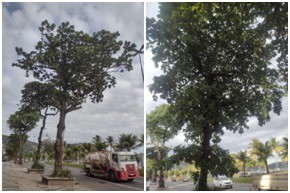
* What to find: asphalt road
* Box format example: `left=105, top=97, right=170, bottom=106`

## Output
left=25, top=162, right=144, bottom=191
left=149, top=179, right=253, bottom=191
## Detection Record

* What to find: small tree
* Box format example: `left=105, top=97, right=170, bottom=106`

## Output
left=269, top=137, right=282, bottom=171
left=20, top=81, right=58, bottom=168
left=235, top=150, right=251, bottom=175
left=146, top=104, right=182, bottom=188
left=7, top=107, right=40, bottom=165
left=251, top=141, right=274, bottom=173
left=12, top=20, right=137, bottom=176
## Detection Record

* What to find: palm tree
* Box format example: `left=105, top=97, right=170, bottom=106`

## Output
left=280, top=137, right=288, bottom=164
left=92, top=135, right=102, bottom=143
left=251, top=141, right=274, bottom=173
left=82, top=142, right=94, bottom=154
left=105, top=136, right=116, bottom=152
left=117, top=133, right=137, bottom=151
left=135, top=134, right=144, bottom=148
left=269, top=137, right=282, bottom=171
left=248, top=138, right=263, bottom=171
left=235, top=150, right=251, bottom=175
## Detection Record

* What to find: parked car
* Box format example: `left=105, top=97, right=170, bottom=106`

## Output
left=239, top=172, right=249, bottom=177
left=213, top=176, right=233, bottom=189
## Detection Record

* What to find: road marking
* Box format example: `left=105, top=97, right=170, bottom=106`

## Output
left=81, top=176, right=143, bottom=191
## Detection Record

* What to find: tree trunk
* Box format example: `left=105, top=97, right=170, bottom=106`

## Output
left=197, top=125, right=211, bottom=191
left=158, top=148, right=165, bottom=188
left=275, top=153, right=279, bottom=171
left=35, top=115, right=47, bottom=164
left=243, top=163, right=246, bottom=175
left=152, top=170, right=157, bottom=182
left=265, top=159, right=269, bottom=173
left=18, top=137, right=24, bottom=165
left=53, top=109, right=66, bottom=176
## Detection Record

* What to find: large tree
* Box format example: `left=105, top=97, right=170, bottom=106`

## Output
left=147, top=2, right=287, bottom=190
left=12, top=20, right=137, bottom=177
left=20, top=81, right=58, bottom=168
left=146, top=104, right=182, bottom=188
left=7, top=107, right=40, bottom=165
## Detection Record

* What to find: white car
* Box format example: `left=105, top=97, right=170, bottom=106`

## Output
left=213, top=176, right=233, bottom=189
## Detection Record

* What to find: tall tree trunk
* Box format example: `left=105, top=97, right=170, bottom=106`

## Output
left=152, top=170, right=157, bottom=182
left=197, top=125, right=211, bottom=191
left=18, top=137, right=24, bottom=165
left=35, top=115, right=47, bottom=165
left=243, top=162, right=246, bottom=174
left=265, top=159, right=269, bottom=173
left=275, top=153, right=279, bottom=171
left=53, top=109, right=66, bottom=176
left=158, top=148, right=165, bottom=188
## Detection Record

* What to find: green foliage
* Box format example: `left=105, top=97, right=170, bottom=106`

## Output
left=147, top=2, right=287, bottom=190
left=7, top=107, right=40, bottom=134
left=235, top=150, right=251, bottom=174
left=31, top=161, right=44, bottom=169
left=280, top=137, right=288, bottom=163
left=5, top=134, right=22, bottom=160
left=116, top=133, right=138, bottom=151
left=231, top=177, right=253, bottom=184
left=191, top=171, right=199, bottom=182
left=13, top=20, right=137, bottom=110
left=250, top=140, right=274, bottom=173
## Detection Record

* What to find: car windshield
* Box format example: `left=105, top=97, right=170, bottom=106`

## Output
left=118, top=155, right=136, bottom=162
left=219, top=176, right=228, bottom=180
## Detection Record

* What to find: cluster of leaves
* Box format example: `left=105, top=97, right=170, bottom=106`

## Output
left=31, top=162, right=44, bottom=169
left=171, top=143, right=238, bottom=177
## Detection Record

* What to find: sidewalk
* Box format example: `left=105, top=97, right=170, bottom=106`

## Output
left=2, top=161, right=87, bottom=191
left=147, top=181, right=173, bottom=191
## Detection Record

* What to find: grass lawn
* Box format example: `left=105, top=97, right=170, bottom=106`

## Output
left=231, top=177, right=252, bottom=184
left=207, top=177, right=252, bottom=184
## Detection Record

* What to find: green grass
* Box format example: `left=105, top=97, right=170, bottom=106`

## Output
left=231, top=177, right=252, bottom=184
left=138, top=168, right=144, bottom=177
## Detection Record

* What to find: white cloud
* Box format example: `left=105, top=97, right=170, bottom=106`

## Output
left=2, top=2, right=144, bottom=153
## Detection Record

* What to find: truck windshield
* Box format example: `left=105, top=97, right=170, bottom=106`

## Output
left=118, top=155, right=136, bottom=162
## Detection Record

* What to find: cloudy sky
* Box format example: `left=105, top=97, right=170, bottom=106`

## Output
left=146, top=3, right=288, bottom=164
left=2, top=2, right=144, bottom=153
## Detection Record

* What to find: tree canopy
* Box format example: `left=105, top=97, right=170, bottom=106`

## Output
left=147, top=2, right=287, bottom=190
left=12, top=20, right=138, bottom=176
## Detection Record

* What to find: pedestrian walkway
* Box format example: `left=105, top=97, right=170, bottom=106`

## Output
left=2, top=161, right=87, bottom=191
left=147, top=181, right=173, bottom=191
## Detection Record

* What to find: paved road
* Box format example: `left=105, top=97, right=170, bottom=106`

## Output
left=149, top=179, right=253, bottom=191
left=25, top=162, right=144, bottom=191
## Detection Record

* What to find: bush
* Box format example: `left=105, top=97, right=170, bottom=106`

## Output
left=138, top=168, right=144, bottom=177
left=31, top=162, right=44, bottom=169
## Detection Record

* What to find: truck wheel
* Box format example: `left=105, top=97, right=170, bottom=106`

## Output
left=85, top=169, right=92, bottom=177
left=128, top=178, right=134, bottom=182
left=109, top=170, right=116, bottom=182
